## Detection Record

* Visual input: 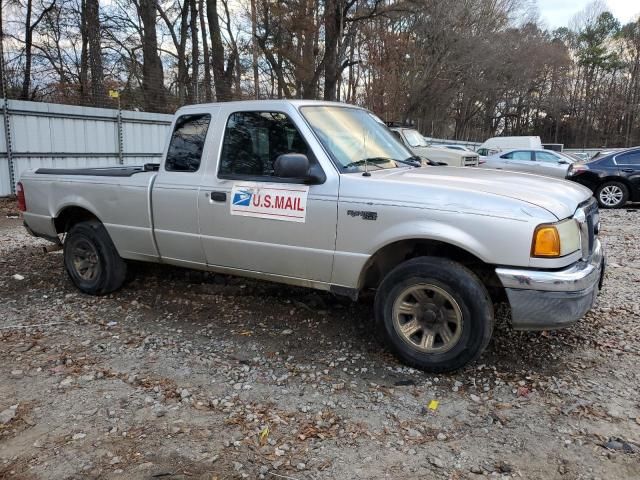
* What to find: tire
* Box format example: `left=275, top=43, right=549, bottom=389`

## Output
left=596, top=181, right=628, bottom=209
left=63, top=220, right=127, bottom=295
left=374, top=257, right=493, bottom=373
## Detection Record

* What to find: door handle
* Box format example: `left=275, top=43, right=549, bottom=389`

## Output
left=210, top=191, right=227, bottom=202
left=621, top=168, right=634, bottom=173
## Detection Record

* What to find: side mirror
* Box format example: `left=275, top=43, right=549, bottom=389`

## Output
left=274, top=153, right=309, bottom=178
left=558, top=160, right=568, bottom=165
left=274, top=154, right=324, bottom=184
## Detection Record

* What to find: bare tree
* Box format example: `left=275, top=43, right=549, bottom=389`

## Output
left=138, top=0, right=166, bottom=110
left=198, top=0, right=212, bottom=101
left=86, top=0, right=104, bottom=105
left=207, top=0, right=234, bottom=101
left=21, top=0, right=57, bottom=99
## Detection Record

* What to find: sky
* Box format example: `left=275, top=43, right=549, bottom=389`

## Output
left=538, top=0, right=639, bottom=29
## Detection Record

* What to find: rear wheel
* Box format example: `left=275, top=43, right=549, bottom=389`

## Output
left=63, top=220, right=127, bottom=295
left=375, top=257, right=493, bottom=372
left=596, top=181, right=628, bottom=208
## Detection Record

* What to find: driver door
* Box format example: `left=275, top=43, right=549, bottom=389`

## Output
left=198, top=107, right=339, bottom=283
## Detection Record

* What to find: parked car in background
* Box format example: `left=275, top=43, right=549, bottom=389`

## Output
left=390, top=128, right=479, bottom=167
left=435, top=144, right=475, bottom=152
left=568, top=151, right=592, bottom=162
left=566, top=147, right=640, bottom=208
left=476, top=136, right=542, bottom=157
left=432, top=144, right=486, bottom=165
left=481, top=149, right=577, bottom=178
left=590, top=149, right=626, bottom=161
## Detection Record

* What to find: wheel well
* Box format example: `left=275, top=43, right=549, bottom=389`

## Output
left=54, top=206, right=99, bottom=234
left=359, top=239, right=506, bottom=303
left=598, top=176, right=633, bottom=192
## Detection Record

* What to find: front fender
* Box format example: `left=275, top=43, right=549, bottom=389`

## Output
left=366, top=218, right=494, bottom=263
left=332, top=205, right=536, bottom=288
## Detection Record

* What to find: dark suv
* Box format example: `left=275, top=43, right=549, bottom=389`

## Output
left=566, top=148, right=640, bottom=208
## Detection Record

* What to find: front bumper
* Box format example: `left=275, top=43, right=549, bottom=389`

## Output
left=495, top=239, right=605, bottom=330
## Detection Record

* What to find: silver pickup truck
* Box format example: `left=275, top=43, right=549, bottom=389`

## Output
left=17, top=100, right=605, bottom=372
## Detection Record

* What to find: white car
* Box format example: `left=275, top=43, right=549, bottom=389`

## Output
left=482, top=149, right=577, bottom=178
left=435, top=144, right=476, bottom=153
left=390, top=128, right=479, bottom=167
left=435, top=144, right=487, bottom=164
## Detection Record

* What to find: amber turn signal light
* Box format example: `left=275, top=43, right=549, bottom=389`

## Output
left=531, top=226, right=560, bottom=257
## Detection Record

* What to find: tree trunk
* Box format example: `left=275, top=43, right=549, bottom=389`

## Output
left=198, top=0, right=212, bottom=102
left=139, top=0, right=165, bottom=111
left=79, top=0, right=89, bottom=100
left=178, top=2, right=189, bottom=104
left=21, top=0, right=57, bottom=100
left=21, top=0, right=34, bottom=99
left=323, top=0, right=341, bottom=101
left=86, top=0, right=104, bottom=107
left=206, top=0, right=232, bottom=101
left=250, top=0, right=259, bottom=98
left=189, top=0, right=199, bottom=103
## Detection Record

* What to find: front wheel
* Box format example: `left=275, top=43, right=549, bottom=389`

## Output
left=375, top=257, right=493, bottom=372
left=63, top=220, right=127, bottom=295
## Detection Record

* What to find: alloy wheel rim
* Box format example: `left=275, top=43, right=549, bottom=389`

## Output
left=392, top=283, right=463, bottom=354
left=71, top=239, right=101, bottom=281
left=600, top=185, right=623, bottom=206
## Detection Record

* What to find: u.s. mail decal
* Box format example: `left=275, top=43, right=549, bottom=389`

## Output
left=230, top=182, right=309, bottom=222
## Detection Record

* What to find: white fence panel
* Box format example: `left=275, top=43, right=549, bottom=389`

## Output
left=1, top=99, right=173, bottom=196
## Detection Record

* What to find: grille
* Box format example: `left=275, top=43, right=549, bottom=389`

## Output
left=463, top=156, right=479, bottom=166
left=577, top=198, right=598, bottom=260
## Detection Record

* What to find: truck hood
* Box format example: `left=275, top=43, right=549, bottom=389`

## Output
left=367, top=167, right=592, bottom=220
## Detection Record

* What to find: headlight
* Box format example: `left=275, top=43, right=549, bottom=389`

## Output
left=531, top=219, right=581, bottom=257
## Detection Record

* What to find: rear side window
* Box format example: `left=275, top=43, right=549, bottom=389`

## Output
left=535, top=151, right=561, bottom=163
left=218, top=111, right=311, bottom=178
left=165, top=114, right=211, bottom=172
left=501, top=151, right=532, bottom=161
left=616, top=150, right=640, bottom=165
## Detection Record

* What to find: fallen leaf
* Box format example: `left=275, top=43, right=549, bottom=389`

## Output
left=259, top=425, right=270, bottom=444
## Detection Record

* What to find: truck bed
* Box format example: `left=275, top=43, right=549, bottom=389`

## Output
left=21, top=164, right=160, bottom=263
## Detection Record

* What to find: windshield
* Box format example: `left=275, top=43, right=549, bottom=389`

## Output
left=300, top=106, right=415, bottom=172
left=402, top=129, right=428, bottom=147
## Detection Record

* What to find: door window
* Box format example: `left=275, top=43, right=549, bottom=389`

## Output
left=165, top=114, right=211, bottom=172
left=535, top=151, right=561, bottom=163
left=501, top=151, right=532, bottom=161
left=218, top=111, right=312, bottom=178
left=615, top=150, right=640, bottom=165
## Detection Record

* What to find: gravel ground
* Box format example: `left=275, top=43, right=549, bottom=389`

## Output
left=0, top=197, right=639, bottom=479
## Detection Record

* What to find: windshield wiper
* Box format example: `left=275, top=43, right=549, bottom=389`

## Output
left=342, top=158, right=390, bottom=169
left=396, top=155, right=423, bottom=167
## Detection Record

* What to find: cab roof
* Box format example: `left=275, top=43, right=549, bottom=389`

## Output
left=176, top=99, right=363, bottom=115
